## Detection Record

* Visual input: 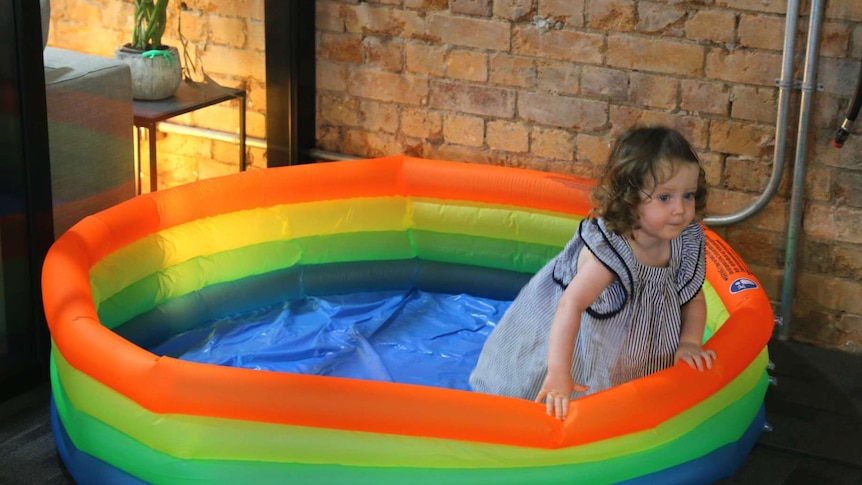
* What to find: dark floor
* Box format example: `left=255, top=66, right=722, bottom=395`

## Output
left=1, top=339, right=861, bottom=485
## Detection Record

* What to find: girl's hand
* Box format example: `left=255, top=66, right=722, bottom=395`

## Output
left=674, top=341, right=717, bottom=371
left=535, top=373, right=589, bottom=420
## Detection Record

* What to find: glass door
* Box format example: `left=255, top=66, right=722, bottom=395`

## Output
left=0, top=0, right=55, bottom=401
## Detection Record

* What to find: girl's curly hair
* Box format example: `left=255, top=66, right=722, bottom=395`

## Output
left=592, top=126, right=707, bottom=235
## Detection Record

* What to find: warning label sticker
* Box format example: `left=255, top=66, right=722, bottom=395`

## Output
left=705, top=234, right=752, bottom=282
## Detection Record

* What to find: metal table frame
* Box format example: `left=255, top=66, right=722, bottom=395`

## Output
left=132, top=81, right=247, bottom=193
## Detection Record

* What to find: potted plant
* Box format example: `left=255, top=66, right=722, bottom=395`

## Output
left=114, top=0, right=181, bottom=100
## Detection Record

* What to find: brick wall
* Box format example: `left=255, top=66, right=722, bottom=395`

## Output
left=47, top=0, right=267, bottom=187
left=48, top=0, right=862, bottom=353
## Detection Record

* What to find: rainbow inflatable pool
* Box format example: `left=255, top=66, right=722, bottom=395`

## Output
left=42, top=156, right=774, bottom=484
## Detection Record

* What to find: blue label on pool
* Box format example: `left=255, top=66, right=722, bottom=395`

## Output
left=729, top=277, right=758, bottom=294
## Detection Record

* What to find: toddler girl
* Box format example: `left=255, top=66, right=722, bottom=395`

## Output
left=469, top=126, right=717, bottom=419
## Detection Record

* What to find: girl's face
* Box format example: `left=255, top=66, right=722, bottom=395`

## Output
left=633, top=161, right=700, bottom=243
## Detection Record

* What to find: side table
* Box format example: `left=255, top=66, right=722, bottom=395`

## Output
left=133, top=81, right=247, bottom=193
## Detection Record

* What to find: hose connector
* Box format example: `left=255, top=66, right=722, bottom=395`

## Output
left=833, top=119, right=853, bottom=148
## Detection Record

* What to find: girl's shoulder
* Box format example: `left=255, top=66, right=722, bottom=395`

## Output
left=577, top=216, right=636, bottom=288
left=677, top=223, right=706, bottom=252
left=578, top=217, right=631, bottom=256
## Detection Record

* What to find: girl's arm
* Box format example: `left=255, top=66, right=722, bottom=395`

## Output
left=674, top=290, right=716, bottom=370
left=536, top=248, right=615, bottom=420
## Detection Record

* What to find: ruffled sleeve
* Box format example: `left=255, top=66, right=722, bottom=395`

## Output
left=552, top=218, right=635, bottom=319
left=675, top=223, right=706, bottom=305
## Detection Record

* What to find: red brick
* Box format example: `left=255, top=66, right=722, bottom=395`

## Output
left=804, top=166, right=835, bottom=204
left=730, top=85, right=777, bottom=123
left=574, top=133, right=613, bottom=176
left=362, top=37, right=404, bottom=72
left=175, top=12, right=208, bottom=45
left=451, top=0, right=492, bottom=17
left=348, top=69, right=429, bottom=105
left=686, top=9, right=736, bottom=44
left=709, top=120, right=775, bottom=157
left=802, top=240, right=862, bottom=281
left=717, top=0, right=785, bottom=15
left=443, top=114, right=485, bottom=147
left=825, top=2, right=862, bottom=22
left=489, top=54, right=536, bottom=88
left=346, top=4, right=424, bottom=38
left=446, top=50, right=488, bottom=82
left=426, top=143, right=500, bottom=165
left=405, top=0, right=449, bottom=10
left=401, top=108, right=443, bottom=141
left=681, top=80, right=730, bottom=116
left=209, top=0, right=264, bottom=22
left=608, top=34, right=705, bottom=76
left=725, top=155, right=774, bottom=192
left=738, top=14, right=785, bottom=51
left=360, top=101, right=400, bottom=134
left=538, top=0, right=586, bottom=29
left=200, top=44, right=265, bottom=80
left=429, top=81, right=515, bottom=118
left=209, top=16, right=246, bottom=48
left=245, top=110, right=266, bottom=140
left=316, top=126, right=345, bottom=154
left=834, top=170, right=862, bottom=208
left=820, top=22, right=854, bottom=58
left=317, top=61, right=349, bottom=92
left=705, top=189, right=788, bottom=233
left=723, top=227, right=786, bottom=268
left=852, top=24, right=862, bottom=58
left=319, top=95, right=362, bottom=127
left=246, top=20, right=265, bottom=51
left=580, top=66, right=628, bottom=101
left=320, top=32, right=363, bottom=63
left=628, top=72, right=678, bottom=109
left=427, top=14, right=511, bottom=51
left=797, top=273, right=862, bottom=315
left=609, top=106, right=710, bottom=150
left=492, top=0, right=533, bottom=21
left=405, top=43, right=446, bottom=76
left=245, top=80, right=266, bottom=111
left=391, top=9, right=429, bottom=40
left=636, top=2, right=685, bottom=34
left=513, top=26, right=604, bottom=64
left=531, top=127, right=574, bottom=160
left=343, top=129, right=403, bottom=158
left=804, top=204, right=862, bottom=245
left=536, top=60, right=580, bottom=96
left=705, top=48, right=782, bottom=86
left=316, top=1, right=347, bottom=32
left=587, top=0, right=636, bottom=31
left=519, top=92, right=608, bottom=131
left=487, top=120, right=529, bottom=152
left=698, top=151, right=723, bottom=187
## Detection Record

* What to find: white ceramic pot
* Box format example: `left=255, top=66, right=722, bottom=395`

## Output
left=114, top=45, right=182, bottom=101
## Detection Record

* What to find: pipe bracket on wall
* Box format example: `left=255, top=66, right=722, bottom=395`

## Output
left=774, top=78, right=825, bottom=91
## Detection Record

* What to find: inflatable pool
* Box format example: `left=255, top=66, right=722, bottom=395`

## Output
left=42, top=155, right=774, bottom=484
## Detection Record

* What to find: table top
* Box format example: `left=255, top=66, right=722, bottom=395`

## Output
left=133, top=81, right=245, bottom=124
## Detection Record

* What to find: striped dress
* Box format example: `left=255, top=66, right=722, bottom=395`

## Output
left=469, top=217, right=706, bottom=401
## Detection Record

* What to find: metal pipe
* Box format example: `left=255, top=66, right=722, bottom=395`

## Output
left=155, top=124, right=365, bottom=163
left=156, top=122, right=267, bottom=150
left=306, top=148, right=363, bottom=161
left=778, top=0, right=826, bottom=340
left=703, top=0, right=800, bottom=227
